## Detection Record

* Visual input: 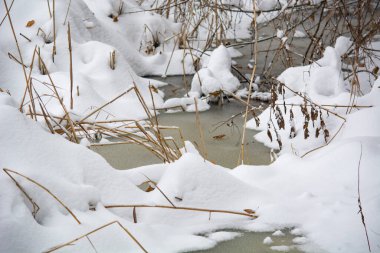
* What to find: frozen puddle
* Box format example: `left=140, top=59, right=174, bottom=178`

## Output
left=90, top=99, right=270, bottom=169
left=191, top=229, right=306, bottom=253
left=90, top=39, right=288, bottom=169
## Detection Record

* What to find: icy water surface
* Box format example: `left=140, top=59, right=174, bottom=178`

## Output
left=90, top=31, right=311, bottom=169
left=90, top=99, right=270, bottom=169
left=191, top=229, right=306, bottom=253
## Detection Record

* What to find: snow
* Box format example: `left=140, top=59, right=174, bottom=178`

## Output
left=207, top=231, right=242, bottom=242
left=293, top=236, right=308, bottom=244
left=273, top=37, right=350, bottom=99
left=190, top=45, right=240, bottom=98
left=0, top=95, right=259, bottom=252
left=263, top=236, right=274, bottom=244
left=273, top=230, right=285, bottom=236
left=277, top=29, right=285, bottom=39
left=257, top=0, right=278, bottom=11
left=294, top=30, right=306, bottom=38
left=290, top=228, right=303, bottom=236
left=271, top=245, right=291, bottom=252
left=1, top=0, right=380, bottom=252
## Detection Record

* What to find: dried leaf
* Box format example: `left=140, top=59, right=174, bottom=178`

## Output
left=145, top=185, right=155, bottom=192
left=213, top=134, right=226, bottom=140
left=26, top=20, right=35, bottom=27
left=150, top=85, right=158, bottom=93
left=244, top=209, right=256, bottom=214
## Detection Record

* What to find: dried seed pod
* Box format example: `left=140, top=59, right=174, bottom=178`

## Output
left=289, top=107, right=296, bottom=138
left=252, top=110, right=260, bottom=127
left=304, top=127, right=309, bottom=139
left=277, top=82, right=283, bottom=95
left=315, top=127, right=320, bottom=138
left=324, top=129, right=330, bottom=143
left=303, top=120, right=309, bottom=130
left=372, top=66, right=379, bottom=75
left=310, top=105, right=318, bottom=127
left=270, top=83, right=278, bottom=108
left=267, top=123, right=273, bottom=142
left=275, top=106, right=285, bottom=130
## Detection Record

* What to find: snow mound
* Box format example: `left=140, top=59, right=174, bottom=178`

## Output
left=276, top=36, right=351, bottom=99
left=190, top=45, right=240, bottom=97
left=0, top=101, right=258, bottom=252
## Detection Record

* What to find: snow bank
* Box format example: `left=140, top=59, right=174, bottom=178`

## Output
left=247, top=37, right=354, bottom=153
left=190, top=45, right=240, bottom=97
left=241, top=36, right=380, bottom=253
left=276, top=37, right=351, bottom=98
left=0, top=94, right=258, bottom=252
left=0, top=0, right=198, bottom=122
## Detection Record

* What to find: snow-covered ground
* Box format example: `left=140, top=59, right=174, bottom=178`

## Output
left=1, top=0, right=380, bottom=252
left=1, top=77, right=379, bottom=252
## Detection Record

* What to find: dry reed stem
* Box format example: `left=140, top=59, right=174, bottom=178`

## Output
left=133, top=85, right=174, bottom=162
left=356, top=143, right=371, bottom=252
left=0, top=0, right=14, bottom=26
left=148, top=87, right=171, bottom=159
left=36, top=50, right=79, bottom=143
left=276, top=103, right=372, bottom=109
left=63, top=0, right=72, bottom=25
left=301, top=120, right=345, bottom=158
left=238, top=0, right=258, bottom=166
left=163, top=35, right=179, bottom=76
left=194, top=97, right=207, bottom=160
left=3, top=168, right=81, bottom=224
left=52, top=0, right=56, bottom=61
left=105, top=204, right=258, bottom=219
left=274, top=79, right=347, bottom=122
left=3, top=168, right=40, bottom=217
left=79, top=89, right=131, bottom=123
left=67, top=22, right=74, bottom=110
left=39, top=102, right=55, bottom=134
left=19, top=46, right=38, bottom=116
left=7, top=52, right=27, bottom=67
left=46, top=0, right=52, bottom=18
left=92, top=121, right=179, bottom=161
left=32, top=87, right=73, bottom=137
left=141, top=174, right=176, bottom=207
left=110, top=50, right=116, bottom=70
left=3, top=0, right=30, bottom=113
left=94, top=124, right=168, bottom=161
left=19, top=32, right=31, bottom=42
left=44, top=220, right=148, bottom=253
left=26, top=102, right=74, bottom=132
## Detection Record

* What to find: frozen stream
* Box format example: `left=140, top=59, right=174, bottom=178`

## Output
left=90, top=38, right=310, bottom=252
left=90, top=95, right=270, bottom=169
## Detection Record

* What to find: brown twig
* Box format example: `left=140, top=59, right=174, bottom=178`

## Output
left=3, top=168, right=81, bottom=224
left=105, top=204, right=257, bottom=219
left=357, top=144, right=371, bottom=252
left=44, top=220, right=148, bottom=253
